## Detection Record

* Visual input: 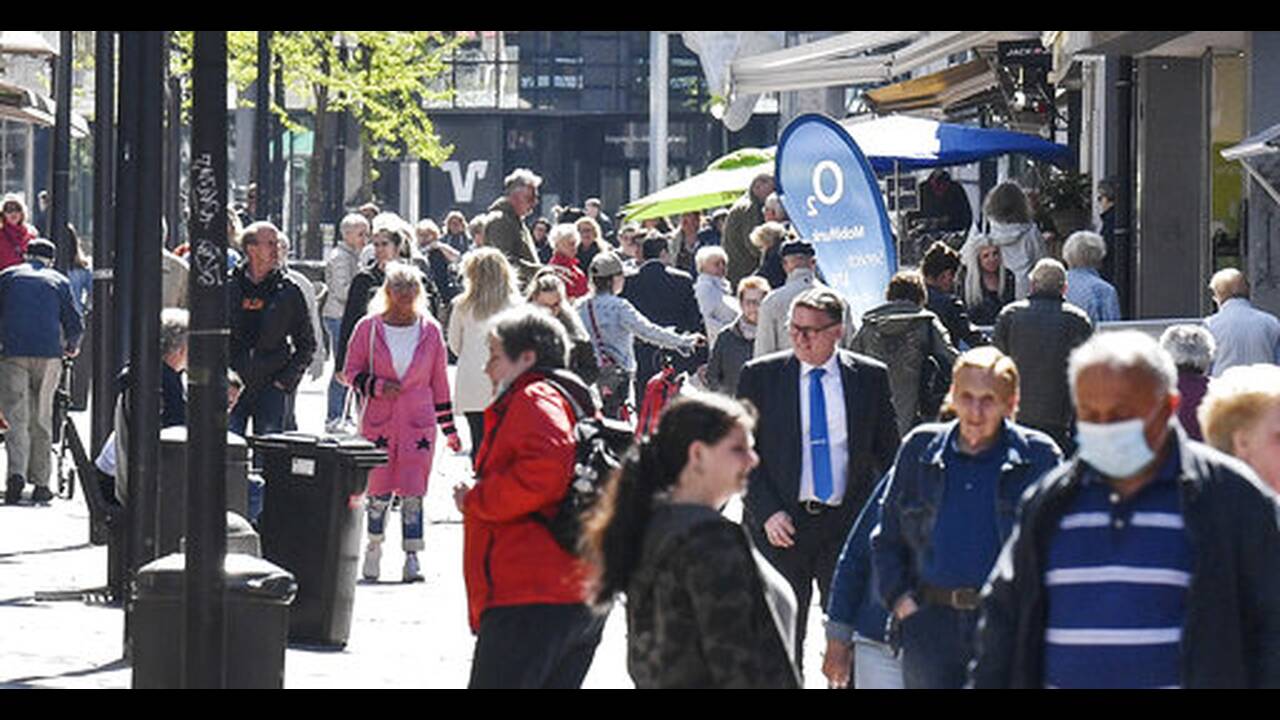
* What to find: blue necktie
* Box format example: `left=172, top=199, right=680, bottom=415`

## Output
left=809, top=367, right=834, bottom=503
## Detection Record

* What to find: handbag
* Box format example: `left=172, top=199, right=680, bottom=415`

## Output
left=340, top=317, right=378, bottom=433
left=586, top=299, right=632, bottom=418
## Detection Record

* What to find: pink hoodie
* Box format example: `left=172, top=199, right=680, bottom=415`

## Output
left=343, top=313, right=457, bottom=497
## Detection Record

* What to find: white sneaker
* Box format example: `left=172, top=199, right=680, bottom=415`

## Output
left=325, top=419, right=342, bottom=434
left=362, top=542, right=382, bottom=581
left=403, top=552, right=423, bottom=583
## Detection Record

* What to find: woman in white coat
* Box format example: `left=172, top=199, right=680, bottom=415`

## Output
left=447, top=248, right=521, bottom=459
left=980, top=182, right=1044, bottom=300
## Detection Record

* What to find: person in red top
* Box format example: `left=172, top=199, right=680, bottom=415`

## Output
left=452, top=306, right=607, bottom=688
left=1, top=195, right=37, bottom=271
left=546, top=223, right=588, bottom=300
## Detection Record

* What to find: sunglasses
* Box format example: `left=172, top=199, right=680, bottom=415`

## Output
left=788, top=321, right=840, bottom=339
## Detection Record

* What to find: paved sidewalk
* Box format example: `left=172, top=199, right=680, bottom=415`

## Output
left=0, top=363, right=829, bottom=689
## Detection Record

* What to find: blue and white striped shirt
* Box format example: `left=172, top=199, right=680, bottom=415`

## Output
left=1042, top=449, right=1190, bottom=689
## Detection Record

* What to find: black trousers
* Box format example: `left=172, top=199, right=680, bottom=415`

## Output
left=468, top=603, right=607, bottom=689
left=753, top=503, right=856, bottom=674
left=465, top=412, right=485, bottom=464
left=900, top=604, right=979, bottom=689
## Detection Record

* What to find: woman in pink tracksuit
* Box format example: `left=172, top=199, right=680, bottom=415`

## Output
left=344, top=261, right=462, bottom=583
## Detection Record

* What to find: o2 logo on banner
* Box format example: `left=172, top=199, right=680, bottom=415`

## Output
left=775, top=114, right=897, bottom=326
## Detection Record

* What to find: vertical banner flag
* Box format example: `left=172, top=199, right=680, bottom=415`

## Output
left=775, top=114, right=897, bottom=326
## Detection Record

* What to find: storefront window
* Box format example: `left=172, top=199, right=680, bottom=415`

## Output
left=1, top=120, right=32, bottom=198
left=1209, top=53, right=1246, bottom=277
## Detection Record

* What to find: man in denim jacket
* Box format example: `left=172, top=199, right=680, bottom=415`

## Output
left=870, top=346, right=1062, bottom=688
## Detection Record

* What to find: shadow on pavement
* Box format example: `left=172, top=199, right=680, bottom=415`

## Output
left=0, top=542, right=93, bottom=560
left=0, top=657, right=129, bottom=688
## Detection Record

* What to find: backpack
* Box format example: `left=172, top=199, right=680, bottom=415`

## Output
left=636, top=362, right=684, bottom=440
left=537, top=368, right=636, bottom=555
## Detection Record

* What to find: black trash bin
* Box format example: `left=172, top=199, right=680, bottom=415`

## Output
left=157, top=427, right=250, bottom=556
left=131, top=552, right=297, bottom=688
left=251, top=432, right=386, bottom=647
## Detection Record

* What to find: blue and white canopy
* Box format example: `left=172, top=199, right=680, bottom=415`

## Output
left=837, top=114, right=1072, bottom=173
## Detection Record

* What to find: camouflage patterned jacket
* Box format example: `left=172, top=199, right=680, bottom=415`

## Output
left=626, top=503, right=800, bottom=688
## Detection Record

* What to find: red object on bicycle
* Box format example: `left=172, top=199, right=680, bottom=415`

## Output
left=636, top=365, right=683, bottom=439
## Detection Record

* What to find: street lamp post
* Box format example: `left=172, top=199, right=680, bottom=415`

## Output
left=183, top=30, right=229, bottom=689
left=254, top=31, right=271, bottom=222
left=51, top=30, right=72, bottom=269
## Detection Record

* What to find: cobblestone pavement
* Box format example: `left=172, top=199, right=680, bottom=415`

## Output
left=0, top=362, right=829, bottom=688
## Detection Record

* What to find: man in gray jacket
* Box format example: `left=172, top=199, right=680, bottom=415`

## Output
left=323, top=213, right=368, bottom=432
left=992, top=259, right=1093, bottom=453
left=754, top=239, right=853, bottom=358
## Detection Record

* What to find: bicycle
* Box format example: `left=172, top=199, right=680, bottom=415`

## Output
left=50, top=357, right=90, bottom=501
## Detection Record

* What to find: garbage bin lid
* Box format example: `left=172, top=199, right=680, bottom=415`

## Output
left=134, top=552, right=297, bottom=604
left=161, top=426, right=248, bottom=448
left=248, top=431, right=322, bottom=449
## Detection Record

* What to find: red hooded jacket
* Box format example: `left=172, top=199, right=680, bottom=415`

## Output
left=461, top=370, right=589, bottom=632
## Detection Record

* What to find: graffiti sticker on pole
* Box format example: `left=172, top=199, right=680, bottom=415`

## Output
left=775, top=114, right=897, bottom=325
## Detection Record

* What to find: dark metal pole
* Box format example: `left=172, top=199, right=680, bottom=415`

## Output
left=272, top=55, right=285, bottom=227
left=92, top=30, right=116, bottom=461
left=166, top=74, right=183, bottom=250
left=183, top=30, right=229, bottom=690
left=333, top=42, right=348, bottom=221
left=127, top=29, right=165, bottom=570
left=254, top=31, right=271, bottom=221
left=52, top=30, right=73, bottom=269
left=1116, top=56, right=1135, bottom=318
left=115, top=29, right=141, bottom=655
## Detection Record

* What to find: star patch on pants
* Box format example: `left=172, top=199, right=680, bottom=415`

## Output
left=374, top=436, right=389, bottom=448
left=416, top=437, right=432, bottom=451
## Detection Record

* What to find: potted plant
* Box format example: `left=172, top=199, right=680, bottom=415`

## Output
left=1038, top=169, right=1092, bottom=238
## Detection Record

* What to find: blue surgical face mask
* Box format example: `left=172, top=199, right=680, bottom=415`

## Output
left=1075, top=410, right=1161, bottom=478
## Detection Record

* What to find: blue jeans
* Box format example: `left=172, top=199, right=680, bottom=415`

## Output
left=899, top=604, right=979, bottom=689
left=366, top=493, right=424, bottom=552
left=854, top=637, right=905, bottom=689
left=229, top=383, right=288, bottom=439
left=324, top=317, right=347, bottom=422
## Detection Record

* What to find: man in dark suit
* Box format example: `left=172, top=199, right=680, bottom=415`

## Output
left=737, top=288, right=900, bottom=676
left=623, top=233, right=706, bottom=401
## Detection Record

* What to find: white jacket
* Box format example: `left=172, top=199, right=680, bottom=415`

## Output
left=986, top=220, right=1044, bottom=300
left=694, top=272, right=740, bottom=346
left=447, top=297, right=520, bottom=413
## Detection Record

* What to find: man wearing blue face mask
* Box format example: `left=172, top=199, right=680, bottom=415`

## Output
left=970, top=331, right=1280, bottom=689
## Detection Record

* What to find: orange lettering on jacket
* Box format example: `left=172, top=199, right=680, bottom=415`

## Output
left=241, top=298, right=265, bottom=311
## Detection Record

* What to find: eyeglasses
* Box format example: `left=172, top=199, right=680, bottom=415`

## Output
left=788, top=321, right=840, bottom=339
left=2, top=206, right=20, bottom=214
left=372, top=240, right=394, bottom=248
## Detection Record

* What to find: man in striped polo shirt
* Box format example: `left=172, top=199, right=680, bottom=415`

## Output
left=971, top=331, right=1280, bottom=688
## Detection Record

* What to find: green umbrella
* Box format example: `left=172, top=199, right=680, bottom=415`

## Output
left=620, top=147, right=774, bottom=222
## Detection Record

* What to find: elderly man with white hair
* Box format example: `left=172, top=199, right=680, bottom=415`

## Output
left=692, top=245, right=739, bottom=344
left=1062, top=231, right=1121, bottom=325
left=1204, top=268, right=1280, bottom=376
left=992, top=258, right=1093, bottom=452
left=971, top=330, right=1280, bottom=689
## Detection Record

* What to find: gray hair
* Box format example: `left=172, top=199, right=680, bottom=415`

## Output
left=503, top=168, right=543, bottom=195
left=763, top=192, right=787, bottom=220
left=549, top=223, right=580, bottom=252
left=1028, top=258, right=1067, bottom=295
left=416, top=219, right=441, bottom=238
left=490, top=305, right=569, bottom=369
left=372, top=212, right=412, bottom=246
left=1068, top=330, right=1178, bottom=404
left=695, top=245, right=728, bottom=274
left=159, top=308, right=190, bottom=358
left=340, top=213, right=370, bottom=235
left=749, top=221, right=789, bottom=251
left=1159, top=324, right=1216, bottom=373
left=791, top=288, right=845, bottom=325
left=1062, top=231, right=1107, bottom=270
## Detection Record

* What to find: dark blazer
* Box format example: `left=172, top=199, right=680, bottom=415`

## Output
left=736, top=349, right=900, bottom=532
left=623, top=260, right=706, bottom=381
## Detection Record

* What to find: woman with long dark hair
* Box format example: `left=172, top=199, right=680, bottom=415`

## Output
left=581, top=394, right=800, bottom=688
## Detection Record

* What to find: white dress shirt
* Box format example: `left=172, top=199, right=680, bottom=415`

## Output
left=798, top=352, right=849, bottom=505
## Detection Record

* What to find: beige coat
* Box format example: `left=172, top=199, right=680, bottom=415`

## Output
left=446, top=296, right=521, bottom=413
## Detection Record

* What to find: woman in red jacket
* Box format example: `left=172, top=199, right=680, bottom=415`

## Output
left=546, top=223, right=588, bottom=300
left=1, top=195, right=36, bottom=271
left=452, top=306, right=606, bottom=688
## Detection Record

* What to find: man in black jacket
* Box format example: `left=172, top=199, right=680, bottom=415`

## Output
left=623, top=234, right=706, bottom=401
left=993, top=259, right=1093, bottom=454
left=737, top=288, right=900, bottom=673
left=228, top=221, right=316, bottom=438
left=970, top=331, right=1280, bottom=689
left=922, top=240, right=985, bottom=350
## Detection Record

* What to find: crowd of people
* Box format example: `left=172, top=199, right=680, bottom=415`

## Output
left=3, top=159, right=1280, bottom=690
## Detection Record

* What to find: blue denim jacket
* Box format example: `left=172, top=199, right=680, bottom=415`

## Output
left=870, top=420, right=1063, bottom=611
left=826, top=472, right=894, bottom=644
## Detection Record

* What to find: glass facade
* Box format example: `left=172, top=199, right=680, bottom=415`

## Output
left=0, top=119, right=33, bottom=199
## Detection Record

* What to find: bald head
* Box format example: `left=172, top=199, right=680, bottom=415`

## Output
left=1209, top=268, right=1249, bottom=305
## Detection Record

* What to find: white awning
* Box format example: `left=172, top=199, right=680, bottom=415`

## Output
left=0, top=79, right=90, bottom=138
left=729, top=30, right=1041, bottom=96
left=0, top=31, right=58, bottom=57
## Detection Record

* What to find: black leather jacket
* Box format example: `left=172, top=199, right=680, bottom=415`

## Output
left=970, top=427, right=1280, bottom=688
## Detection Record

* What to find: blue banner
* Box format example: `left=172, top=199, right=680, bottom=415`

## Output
left=775, top=114, right=897, bottom=326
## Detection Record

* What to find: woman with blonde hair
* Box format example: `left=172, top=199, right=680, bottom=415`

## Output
left=525, top=269, right=598, bottom=384
left=1197, top=363, right=1280, bottom=492
left=448, top=248, right=522, bottom=458
left=344, top=262, right=461, bottom=582
left=957, top=234, right=1016, bottom=327
left=574, top=215, right=609, bottom=271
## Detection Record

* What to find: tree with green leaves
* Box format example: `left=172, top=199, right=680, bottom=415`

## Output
left=171, top=31, right=462, bottom=252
